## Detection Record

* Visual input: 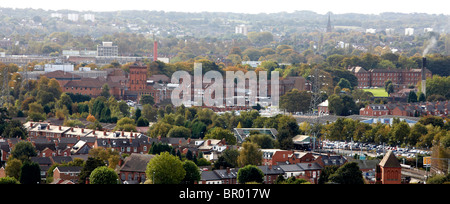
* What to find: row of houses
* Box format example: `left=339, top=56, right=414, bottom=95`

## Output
left=360, top=100, right=449, bottom=117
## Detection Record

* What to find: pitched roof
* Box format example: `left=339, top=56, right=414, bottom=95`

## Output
left=64, top=78, right=104, bottom=88
left=43, top=70, right=81, bottom=79
left=379, top=150, right=401, bottom=168
left=119, top=153, right=155, bottom=173
left=201, top=171, right=222, bottom=181
left=54, top=166, right=82, bottom=173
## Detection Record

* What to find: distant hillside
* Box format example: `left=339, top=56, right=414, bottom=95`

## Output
left=1, top=7, right=449, bottom=37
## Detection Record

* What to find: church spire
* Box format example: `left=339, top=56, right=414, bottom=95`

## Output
left=326, top=12, right=332, bottom=33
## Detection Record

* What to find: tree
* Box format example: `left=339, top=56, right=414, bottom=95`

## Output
left=337, top=78, right=352, bottom=90
left=0, top=176, right=20, bottom=184
left=100, top=83, right=110, bottom=98
left=280, top=89, right=311, bottom=113
left=390, top=121, right=410, bottom=146
left=167, top=126, right=191, bottom=139
left=11, top=141, right=37, bottom=161
left=1, top=119, right=27, bottom=139
left=146, top=152, right=186, bottom=184
left=136, top=117, right=149, bottom=127
left=182, top=160, right=201, bottom=184
left=318, top=165, right=339, bottom=184
left=88, top=147, right=120, bottom=169
left=384, top=80, right=393, bottom=96
left=86, top=114, right=96, bottom=123
left=191, top=121, right=207, bottom=139
left=57, top=93, right=73, bottom=114
left=328, top=162, right=364, bottom=184
left=89, top=166, right=119, bottom=184
left=328, top=94, right=343, bottom=115
left=204, top=127, right=236, bottom=145
left=418, top=92, right=426, bottom=102
left=237, top=142, right=262, bottom=167
left=79, top=157, right=105, bottom=184
left=140, top=94, right=155, bottom=106
left=134, top=108, right=142, bottom=121
left=148, top=142, right=174, bottom=154
left=114, top=117, right=137, bottom=132
left=5, top=158, right=22, bottom=180
left=19, top=161, right=41, bottom=184
left=246, top=134, right=276, bottom=149
left=407, top=91, right=418, bottom=103
left=426, top=76, right=450, bottom=100
left=237, top=165, right=264, bottom=184
left=328, top=94, right=358, bottom=116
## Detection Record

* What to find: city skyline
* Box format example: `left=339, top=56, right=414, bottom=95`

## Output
left=1, top=0, right=449, bottom=15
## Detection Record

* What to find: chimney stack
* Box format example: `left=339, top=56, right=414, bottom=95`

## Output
left=153, top=39, right=158, bottom=62
left=422, top=57, right=427, bottom=96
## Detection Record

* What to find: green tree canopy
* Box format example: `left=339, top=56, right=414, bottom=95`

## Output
left=182, top=160, right=201, bottom=184
left=237, top=165, right=264, bottom=184
left=89, top=166, right=119, bottom=184
left=328, top=162, right=364, bottom=184
left=204, top=127, right=236, bottom=145
left=146, top=152, right=186, bottom=184
left=237, top=142, right=262, bottom=167
left=11, top=141, right=37, bottom=161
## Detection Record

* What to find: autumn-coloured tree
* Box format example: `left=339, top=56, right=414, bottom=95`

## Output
left=86, top=114, right=96, bottom=123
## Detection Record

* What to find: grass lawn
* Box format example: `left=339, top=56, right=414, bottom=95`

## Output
left=363, top=88, right=389, bottom=97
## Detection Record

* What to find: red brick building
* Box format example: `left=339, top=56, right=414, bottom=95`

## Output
left=262, top=149, right=315, bottom=165
left=52, top=166, right=82, bottom=183
left=348, top=66, right=432, bottom=89
left=118, top=154, right=155, bottom=184
left=360, top=101, right=449, bottom=117
left=359, top=104, right=390, bottom=116
left=63, top=77, right=124, bottom=98
left=377, top=150, right=402, bottom=184
left=128, top=63, right=147, bottom=91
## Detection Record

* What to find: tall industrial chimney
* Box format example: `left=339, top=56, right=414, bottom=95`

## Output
left=421, top=57, right=427, bottom=96
left=153, top=40, right=158, bottom=62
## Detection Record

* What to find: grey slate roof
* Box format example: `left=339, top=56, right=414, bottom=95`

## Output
left=201, top=171, right=222, bottom=181
left=257, top=165, right=284, bottom=175
left=119, top=153, right=156, bottom=173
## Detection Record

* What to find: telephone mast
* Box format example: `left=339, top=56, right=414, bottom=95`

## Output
left=308, top=68, right=326, bottom=115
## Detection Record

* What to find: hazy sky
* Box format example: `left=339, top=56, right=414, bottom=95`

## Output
left=1, top=0, right=448, bottom=15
